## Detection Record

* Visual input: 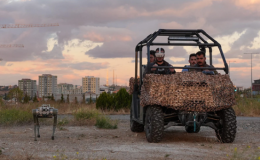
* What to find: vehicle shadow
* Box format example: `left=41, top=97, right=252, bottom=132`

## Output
left=161, top=127, right=218, bottom=143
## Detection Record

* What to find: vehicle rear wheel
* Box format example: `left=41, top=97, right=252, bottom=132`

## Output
left=185, top=125, right=200, bottom=133
left=215, top=107, right=237, bottom=143
left=130, top=108, right=144, bottom=132
left=145, top=106, right=164, bottom=143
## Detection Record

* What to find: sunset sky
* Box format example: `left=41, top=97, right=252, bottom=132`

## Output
left=1, top=0, right=260, bottom=88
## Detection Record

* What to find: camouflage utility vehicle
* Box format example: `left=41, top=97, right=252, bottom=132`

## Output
left=129, top=29, right=237, bottom=143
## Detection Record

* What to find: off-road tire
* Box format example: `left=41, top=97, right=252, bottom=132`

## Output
left=144, top=106, right=164, bottom=143
left=215, top=107, right=237, bottom=143
left=130, top=108, right=144, bottom=132
left=185, top=125, right=200, bottom=133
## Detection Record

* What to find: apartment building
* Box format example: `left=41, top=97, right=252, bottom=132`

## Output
left=57, top=83, right=73, bottom=95
left=38, top=74, right=57, bottom=97
left=18, top=79, right=37, bottom=98
left=68, top=86, right=82, bottom=94
left=82, top=76, right=100, bottom=95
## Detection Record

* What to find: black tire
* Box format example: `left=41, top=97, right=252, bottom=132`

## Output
left=185, top=125, right=200, bottom=133
left=130, top=108, right=144, bottom=132
left=215, top=107, right=237, bottom=143
left=144, top=106, right=164, bottom=143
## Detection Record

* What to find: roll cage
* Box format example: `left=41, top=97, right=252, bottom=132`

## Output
left=134, top=29, right=229, bottom=90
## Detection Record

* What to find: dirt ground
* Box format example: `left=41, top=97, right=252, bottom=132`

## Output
left=0, top=116, right=260, bottom=160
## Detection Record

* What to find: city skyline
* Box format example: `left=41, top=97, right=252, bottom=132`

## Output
left=1, top=0, right=260, bottom=88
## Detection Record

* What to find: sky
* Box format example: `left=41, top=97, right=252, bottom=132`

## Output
left=1, top=0, right=260, bottom=88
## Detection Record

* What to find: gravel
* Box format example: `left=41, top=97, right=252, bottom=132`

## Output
left=0, top=115, right=260, bottom=160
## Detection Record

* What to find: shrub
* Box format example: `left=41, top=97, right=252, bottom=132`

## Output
left=73, top=108, right=99, bottom=121
left=96, top=92, right=108, bottom=110
left=233, top=96, right=260, bottom=116
left=114, top=88, right=131, bottom=111
left=0, top=108, right=32, bottom=125
left=95, top=116, right=117, bottom=129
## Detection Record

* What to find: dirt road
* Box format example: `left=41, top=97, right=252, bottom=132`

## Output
left=0, top=116, right=260, bottom=160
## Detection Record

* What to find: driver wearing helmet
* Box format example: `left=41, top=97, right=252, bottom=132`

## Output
left=145, top=48, right=176, bottom=75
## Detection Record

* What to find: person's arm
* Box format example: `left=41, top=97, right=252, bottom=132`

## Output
left=210, top=65, right=218, bottom=74
left=143, top=63, right=154, bottom=76
left=182, top=65, right=189, bottom=72
left=167, top=63, right=176, bottom=74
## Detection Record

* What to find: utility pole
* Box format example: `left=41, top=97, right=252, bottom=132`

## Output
left=244, top=53, right=259, bottom=98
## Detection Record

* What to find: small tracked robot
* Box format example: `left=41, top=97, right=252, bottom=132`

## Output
left=32, top=104, right=58, bottom=141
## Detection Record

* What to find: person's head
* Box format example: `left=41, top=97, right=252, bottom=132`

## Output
left=149, top=50, right=156, bottom=63
left=196, top=51, right=206, bottom=66
left=155, top=48, right=165, bottom=63
left=189, top=53, right=197, bottom=66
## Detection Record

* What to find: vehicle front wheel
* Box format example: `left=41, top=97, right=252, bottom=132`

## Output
left=215, top=107, right=237, bottom=143
left=145, top=106, right=164, bottom=143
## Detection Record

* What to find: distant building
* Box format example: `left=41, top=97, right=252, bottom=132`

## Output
left=100, top=85, right=108, bottom=93
left=252, top=79, right=260, bottom=95
left=38, top=74, right=57, bottom=97
left=18, top=79, right=37, bottom=98
left=73, top=85, right=81, bottom=89
left=82, top=76, right=100, bottom=95
left=57, top=83, right=73, bottom=95
left=68, top=87, right=82, bottom=94
left=236, top=86, right=244, bottom=91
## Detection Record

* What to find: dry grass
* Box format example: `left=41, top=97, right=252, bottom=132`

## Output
left=2, top=96, right=260, bottom=117
left=0, top=101, right=119, bottom=128
left=233, top=96, right=260, bottom=117
left=0, top=101, right=130, bottom=115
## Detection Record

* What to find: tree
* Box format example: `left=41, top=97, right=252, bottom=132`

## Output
left=51, top=94, right=55, bottom=101
left=7, top=88, right=24, bottom=103
left=96, top=92, right=107, bottom=110
left=106, top=93, right=115, bottom=110
left=4, top=93, right=7, bottom=100
left=67, top=94, right=70, bottom=103
left=60, top=94, right=64, bottom=103
left=75, top=97, right=78, bottom=104
left=33, top=93, right=38, bottom=102
left=114, top=88, right=131, bottom=111
left=23, top=93, right=30, bottom=103
left=82, top=93, right=85, bottom=104
left=88, top=94, right=93, bottom=104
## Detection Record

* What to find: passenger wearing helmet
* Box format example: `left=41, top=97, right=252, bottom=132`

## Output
left=145, top=48, right=176, bottom=75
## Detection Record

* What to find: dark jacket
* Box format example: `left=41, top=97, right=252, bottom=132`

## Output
left=144, top=60, right=176, bottom=75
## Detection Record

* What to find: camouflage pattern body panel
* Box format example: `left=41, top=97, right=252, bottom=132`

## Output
left=130, top=72, right=236, bottom=112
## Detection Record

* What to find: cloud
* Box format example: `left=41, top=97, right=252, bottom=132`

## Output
left=6, top=63, right=13, bottom=66
left=1, top=0, right=260, bottom=87
left=59, top=62, right=109, bottom=70
left=28, top=69, right=73, bottom=75
left=36, top=45, right=64, bottom=60
left=0, top=61, right=7, bottom=66
left=86, top=40, right=135, bottom=58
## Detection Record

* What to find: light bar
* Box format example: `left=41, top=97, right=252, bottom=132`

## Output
left=168, top=36, right=199, bottom=41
